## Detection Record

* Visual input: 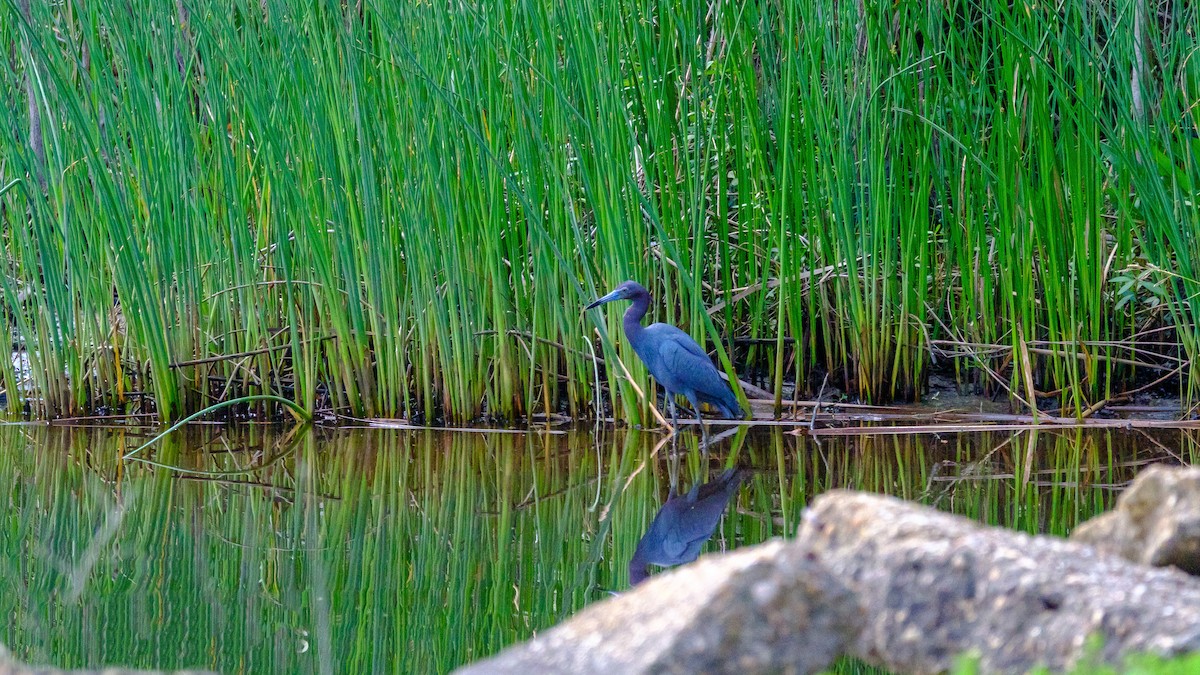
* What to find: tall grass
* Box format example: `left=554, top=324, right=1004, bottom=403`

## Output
left=0, top=0, right=1197, bottom=421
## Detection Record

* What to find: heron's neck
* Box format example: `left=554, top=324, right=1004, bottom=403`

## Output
left=622, top=291, right=650, bottom=339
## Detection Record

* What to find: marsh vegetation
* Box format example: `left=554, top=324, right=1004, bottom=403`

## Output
left=1, top=1, right=1197, bottom=423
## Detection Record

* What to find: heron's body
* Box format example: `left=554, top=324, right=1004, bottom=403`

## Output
left=587, top=281, right=744, bottom=433
left=629, top=468, right=748, bottom=585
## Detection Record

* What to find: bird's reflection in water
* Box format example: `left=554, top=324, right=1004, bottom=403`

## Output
left=629, top=459, right=749, bottom=585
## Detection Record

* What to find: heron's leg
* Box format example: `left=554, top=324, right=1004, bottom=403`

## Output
left=688, top=396, right=710, bottom=451
left=666, top=399, right=682, bottom=458
left=668, top=447, right=680, bottom=494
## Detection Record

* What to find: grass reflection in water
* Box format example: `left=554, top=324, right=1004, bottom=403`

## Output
left=1, top=426, right=1194, bottom=673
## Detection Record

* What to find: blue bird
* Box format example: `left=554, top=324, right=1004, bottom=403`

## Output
left=586, top=280, right=744, bottom=443
left=629, top=468, right=749, bottom=585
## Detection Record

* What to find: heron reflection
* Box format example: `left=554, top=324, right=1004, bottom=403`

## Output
left=629, top=467, right=749, bottom=585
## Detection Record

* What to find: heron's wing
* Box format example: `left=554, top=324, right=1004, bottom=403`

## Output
left=658, top=515, right=715, bottom=563
left=645, top=323, right=711, bottom=361
left=658, top=508, right=700, bottom=560
left=644, top=324, right=742, bottom=417
left=657, top=499, right=731, bottom=562
left=634, top=505, right=683, bottom=564
left=655, top=331, right=723, bottom=385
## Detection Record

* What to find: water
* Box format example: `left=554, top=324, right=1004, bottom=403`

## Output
left=1, top=424, right=1195, bottom=673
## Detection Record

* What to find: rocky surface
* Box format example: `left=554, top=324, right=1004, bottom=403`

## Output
left=809, top=491, right=1200, bottom=673
left=458, top=541, right=860, bottom=674
left=1071, top=464, right=1200, bottom=575
left=461, top=487, right=1200, bottom=675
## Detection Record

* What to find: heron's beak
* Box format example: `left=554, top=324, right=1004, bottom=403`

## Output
left=585, top=289, right=622, bottom=310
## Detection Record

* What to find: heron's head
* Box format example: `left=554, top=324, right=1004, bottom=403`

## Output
left=585, top=280, right=645, bottom=310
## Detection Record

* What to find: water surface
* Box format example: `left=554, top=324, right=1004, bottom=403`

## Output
left=1, top=424, right=1195, bottom=673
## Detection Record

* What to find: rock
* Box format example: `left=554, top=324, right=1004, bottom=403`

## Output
left=456, top=541, right=861, bottom=675
left=805, top=491, right=1200, bottom=673
left=1071, top=464, right=1200, bottom=575
left=458, top=490, right=1200, bottom=675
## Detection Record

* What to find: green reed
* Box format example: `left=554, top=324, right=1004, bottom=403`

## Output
left=0, top=1, right=1197, bottom=421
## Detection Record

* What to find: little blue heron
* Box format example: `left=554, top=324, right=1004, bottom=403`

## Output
left=585, top=280, right=744, bottom=443
left=629, top=467, right=749, bottom=585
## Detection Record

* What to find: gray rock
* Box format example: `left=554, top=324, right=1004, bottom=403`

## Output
left=1071, top=464, right=1200, bottom=575
left=456, top=541, right=861, bottom=675
left=805, top=491, right=1200, bottom=673
left=459, top=490, right=1200, bottom=675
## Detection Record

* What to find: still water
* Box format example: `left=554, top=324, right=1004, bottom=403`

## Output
left=1, top=424, right=1196, bottom=673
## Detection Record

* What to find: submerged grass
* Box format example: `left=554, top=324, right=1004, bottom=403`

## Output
left=0, top=1, right=1198, bottom=421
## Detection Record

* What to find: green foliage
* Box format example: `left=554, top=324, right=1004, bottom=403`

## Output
left=1109, top=652, right=1200, bottom=675
left=0, top=1, right=1197, bottom=420
left=954, top=641, right=1200, bottom=675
